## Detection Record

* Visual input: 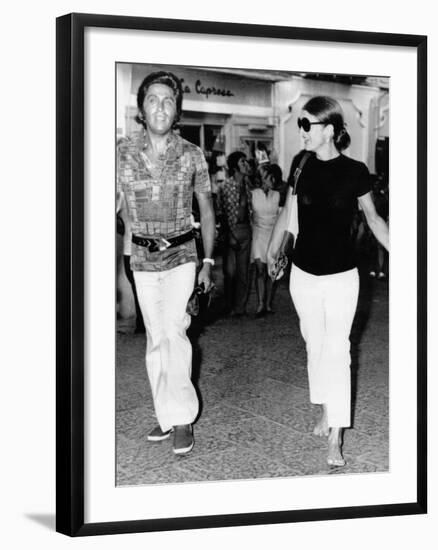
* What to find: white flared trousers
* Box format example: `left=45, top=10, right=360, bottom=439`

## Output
left=290, top=264, right=359, bottom=427
left=134, top=262, right=198, bottom=432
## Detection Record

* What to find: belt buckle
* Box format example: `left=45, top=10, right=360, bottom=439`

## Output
left=158, top=237, right=171, bottom=251
left=141, top=236, right=171, bottom=252
left=150, top=237, right=170, bottom=252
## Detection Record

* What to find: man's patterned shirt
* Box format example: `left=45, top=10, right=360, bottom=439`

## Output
left=117, top=131, right=211, bottom=272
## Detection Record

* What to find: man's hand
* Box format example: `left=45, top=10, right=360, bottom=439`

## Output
left=197, top=263, right=213, bottom=292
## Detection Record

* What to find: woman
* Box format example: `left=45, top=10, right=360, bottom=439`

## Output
left=268, top=96, right=389, bottom=467
left=250, top=163, right=283, bottom=316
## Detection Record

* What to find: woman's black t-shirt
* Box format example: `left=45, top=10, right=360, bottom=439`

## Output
left=288, top=151, right=371, bottom=276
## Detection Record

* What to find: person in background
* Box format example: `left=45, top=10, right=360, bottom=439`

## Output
left=254, top=142, right=270, bottom=168
left=216, top=151, right=252, bottom=316
left=270, top=163, right=289, bottom=206
left=117, top=71, right=215, bottom=455
left=209, top=149, right=227, bottom=199
left=209, top=149, right=227, bottom=251
left=214, top=157, right=227, bottom=269
left=368, top=176, right=389, bottom=279
left=250, top=163, right=283, bottom=317
left=268, top=96, right=389, bottom=467
left=116, top=140, right=145, bottom=333
left=116, top=201, right=145, bottom=333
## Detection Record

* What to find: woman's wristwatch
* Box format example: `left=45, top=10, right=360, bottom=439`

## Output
left=202, top=258, right=215, bottom=266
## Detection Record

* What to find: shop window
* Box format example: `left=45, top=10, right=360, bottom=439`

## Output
left=240, top=138, right=273, bottom=161
left=179, top=125, right=201, bottom=147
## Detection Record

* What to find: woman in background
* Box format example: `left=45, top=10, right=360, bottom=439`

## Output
left=250, top=163, right=283, bottom=316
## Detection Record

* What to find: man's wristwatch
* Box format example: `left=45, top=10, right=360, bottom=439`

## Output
left=202, top=258, right=215, bottom=266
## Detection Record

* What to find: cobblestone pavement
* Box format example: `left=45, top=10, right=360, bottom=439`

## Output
left=116, top=260, right=389, bottom=486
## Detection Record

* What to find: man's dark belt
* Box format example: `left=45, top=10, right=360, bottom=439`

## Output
left=132, top=230, right=195, bottom=253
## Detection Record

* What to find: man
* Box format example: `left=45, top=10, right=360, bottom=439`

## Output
left=117, top=71, right=215, bottom=455
left=216, top=151, right=252, bottom=316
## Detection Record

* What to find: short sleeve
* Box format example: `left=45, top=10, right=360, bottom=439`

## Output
left=355, top=161, right=372, bottom=198
left=193, top=147, right=211, bottom=194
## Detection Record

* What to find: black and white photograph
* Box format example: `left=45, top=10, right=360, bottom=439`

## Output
left=54, top=12, right=426, bottom=537
left=2, top=0, right=435, bottom=547
left=115, top=62, right=390, bottom=485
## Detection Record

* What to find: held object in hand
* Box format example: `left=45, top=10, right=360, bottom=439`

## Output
left=186, top=282, right=215, bottom=316
left=269, top=242, right=290, bottom=281
left=269, top=231, right=294, bottom=281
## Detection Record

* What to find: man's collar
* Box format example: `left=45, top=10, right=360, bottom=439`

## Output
left=141, top=130, right=183, bottom=160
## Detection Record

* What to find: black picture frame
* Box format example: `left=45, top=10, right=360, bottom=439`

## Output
left=56, top=12, right=427, bottom=537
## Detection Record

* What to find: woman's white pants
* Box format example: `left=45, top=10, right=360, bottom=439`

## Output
left=134, top=262, right=198, bottom=432
left=290, top=264, right=359, bottom=427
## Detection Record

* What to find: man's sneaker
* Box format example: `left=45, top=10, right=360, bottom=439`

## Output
left=172, top=424, right=194, bottom=455
left=147, top=426, right=172, bottom=442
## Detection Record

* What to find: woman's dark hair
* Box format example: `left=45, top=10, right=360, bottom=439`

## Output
left=227, top=151, right=247, bottom=176
left=136, top=71, right=183, bottom=128
left=303, top=96, right=351, bottom=151
left=266, top=163, right=283, bottom=187
left=260, top=163, right=287, bottom=205
left=260, top=163, right=283, bottom=188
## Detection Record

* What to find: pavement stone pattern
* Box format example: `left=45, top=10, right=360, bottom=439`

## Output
left=116, top=261, right=389, bottom=486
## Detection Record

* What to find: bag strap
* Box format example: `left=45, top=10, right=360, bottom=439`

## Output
left=292, top=152, right=311, bottom=195
left=277, top=152, right=312, bottom=256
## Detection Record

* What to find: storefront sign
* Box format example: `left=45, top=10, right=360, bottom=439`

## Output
left=180, top=78, right=235, bottom=99
left=131, top=64, right=272, bottom=107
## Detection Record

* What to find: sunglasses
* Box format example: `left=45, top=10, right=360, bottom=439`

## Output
left=297, top=117, right=325, bottom=132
